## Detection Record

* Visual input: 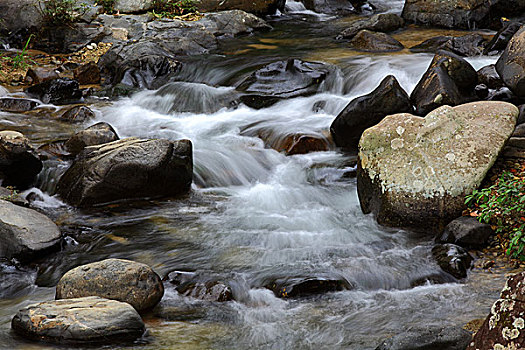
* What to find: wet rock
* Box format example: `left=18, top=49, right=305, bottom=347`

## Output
left=376, top=326, right=472, bottom=350
left=477, top=64, right=504, bottom=89
left=25, top=67, right=59, bottom=85
left=411, top=50, right=477, bottom=115
left=34, top=23, right=111, bottom=54
left=279, top=134, right=330, bottom=155
left=337, top=13, right=404, bottom=40
left=468, top=272, right=525, bottom=349
left=0, top=97, right=39, bottom=112
left=474, top=84, right=489, bottom=99
left=169, top=271, right=233, bottom=302
left=37, top=141, right=73, bottom=161
left=57, top=137, right=192, bottom=207
left=0, top=199, right=61, bottom=261
left=409, top=36, right=453, bottom=53
left=301, top=0, right=358, bottom=15
left=64, top=122, right=119, bottom=155
left=11, top=297, right=145, bottom=345
left=113, top=0, right=153, bottom=13
left=196, top=0, right=285, bottom=16
left=487, top=87, right=517, bottom=103
left=349, top=30, right=404, bottom=52
left=496, top=25, right=525, bottom=99
left=73, top=62, right=101, bottom=85
left=25, top=78, right=82, bottom=105
left=518, top=105, right=525, bottom=125
left=485, top=21, right=523, bottom=54
left=59, top=105, right=96, bottom=122
left=439, top=34, right=488, bottom=57
left=56, top=258, right=163, bottom=312
left=0, top=131, right=42, bottom=189
left=0, top=186, right=29, bottom=207
left=432, top=244, right=473, bottom=279
left=410, top=273, right=456, bottom=287
left=357, top=102, right=518, bottom=232
left=237, top=59, right=332, bottom=109
left=330, top=75, right=412, bottom=150
left=436, top=216, right=493, bottom=248
left=264, top=275, right=351, bottom=298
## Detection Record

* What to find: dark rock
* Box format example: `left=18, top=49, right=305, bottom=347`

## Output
left=25, top=67, right=59, bottom=85
left=34, top=23, right=111, bottom=54
left=330, top=75, right=412, bottom=150
left=409, top=36, right=453, bottom=53
left=0, top=131, right=42, bottom=189
left=410, top=273, right=456, bottom=287
left=485, top=20, right=523, bottom=54
left=518, top=105, right=525, bottom=125
left=169, top=271, right=233, bottom=302
left=432, top=244, right=473, bottom=279
left=477, top=64, right=504, bottom=89
left=200, top=10, right=272, bottom=36
left=468, top=272, right=525, bottom=349
left=349, top=30, right=404, bottom=52
left=196, top=0, right=285, bottom=16
left=0, top=186, right=28, bottom=207
left=37, top=141, right=73, bottom=161
left=264, top=275, right=351, bottom=298
left=11, top=297, right=145, bottom=345
left=436, top=216, right=493, bottom=248
left=56, top=258, right=164, bottom=312
left=475, top=84, right=489, bottom=99
left=508, top=137, right=525, bottom=149
left=411, top=50, right=477, bottom=115
left=496, top=25, right=525, bottom=99
left=337, top=13, right=405, bottom=40
left=0, top=199, right=61, bottom=261
left=74, top=62, right=101, bottom=85
left=0, top=0, right=43, bottom=33
left=237, top=59, right=332, bottom=109
left=301, top=0, right=357, bottom=15
left=59, top=105, right=96, bottom=122
left=376, top=326, right=472, bottom=350
left=487, top=87, right=516, bottom=103
left=439, top=34, right=487, bottom=57
left=57, top=137, right=192, bottom=207
left=0, top=97, right=39, bottom=112
left=25, top=78, right=82, bottom=105
left=64, top=122, right=119, bottom=155
left=514, top=123, right=525, bottom=137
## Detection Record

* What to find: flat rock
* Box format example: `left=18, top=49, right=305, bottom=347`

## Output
left=12, top=297, right=145, bottom=345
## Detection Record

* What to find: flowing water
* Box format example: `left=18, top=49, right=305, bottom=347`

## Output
left=0, top=2, right=512, bottom=349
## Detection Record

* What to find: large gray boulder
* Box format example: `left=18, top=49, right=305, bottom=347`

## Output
left=57, top=137, right=193, bottom=207
left=56, top=258, right=164, bottom=312
left=0, top=131, right=43, bottom=189
left=113, top=0, right=153, bottom=13
left=0, top=0, right=43, bottom=33
left=357, top=101, right=518, bottom=233
left=0, top=200, right=62, bottom=261
left=496, top=25, right=525, bottom=99
left=12, top=297, right=145, bottom=345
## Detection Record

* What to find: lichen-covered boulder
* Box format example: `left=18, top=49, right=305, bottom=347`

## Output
left=467, top=272, right=525, bottom=349
left=56, top=259, right=164, bottom=312
left=357, top=101, right=518, bottom=232
left=496, top=25, right=525, bottom=99
left=12, top=297, right=145, bottom=345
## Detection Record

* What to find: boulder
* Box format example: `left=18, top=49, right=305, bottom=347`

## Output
left=411, top=50, right=477, bottom=115
left=439, top=34, right=487, bottom=57
left=410, top=36, right=453, bottom=53
left=25, top=67, right=59, bottom=85
left=0, top=186, right=29, bottom=207
left=196, top=0, right=285, bottom=16
left=349, top=30, right=404, bottom=52
left=477, top=64, right=504, bottom=89
left=59, top=105, right=96, bottom=122
left=237, top=59, right=332, bottom=109
left=485, top=21, right=523, bottom=54
left=330, top=75, right=412, bottom=150
left=437, top=217, right=494, bottom=248
left=300, top=0, right=358, bottom=15
left=113, top=0, right=153, bottom=13
left=337, top=13, right=405, bottom=40
left=519, top=105, right=525, bottom=125
left=468, top=272, right=525, bottom=349
left=73, top=62, right=101, bottom=85
left=0, top=199, right=61, bottom=261
left=0, top=97, right=39, bottom=112
left=34, top=23, right=111, bottom=54
left=12, top=297, right=145, bottom=345
left=56, top=258, right=163, bottom=312
left=264, top=275, right=352, bottom=298
left=432, top=244, right=473, bottom=279
left=57, top=137, right=193, bottom=207
left=496, top=25, right=525, bottom=99
left=25, top=78, right=83, bottom=105
left=64, top=122, right=119, bottom=155
left=0, top=131, right=42, bottom=189
left=357, top=101, right=518, bottom=232
left=37, top=141, right=73, bottom=161
left=0, top=0, right=43, bottom=33
left=168, top=271, right=233, bottom=302
left=376, top=326, right=472, bottom=350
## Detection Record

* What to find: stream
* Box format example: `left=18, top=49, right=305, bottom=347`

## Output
left=0, top=1, right=512, bottom=349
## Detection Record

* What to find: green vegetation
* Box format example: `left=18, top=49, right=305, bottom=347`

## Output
left=39, top=0, right=89, bottom=25
left=466, top=170, right=525, bottom=259
left=151, top=0, right=197, bottom=18
left=2, top=34, right=35, bottom=70
left=0, top=186, right=19, bottom=202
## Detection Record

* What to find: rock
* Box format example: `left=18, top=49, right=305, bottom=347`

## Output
left=25, top=67, right=59, bottom=85
left=73, top=62, right=101, bottom=85
left=34, top=23, right=111, bottom=54
left=330, top=75, right=412, bottom=150
left=376, top=326, right=472, bottom=350
left=0, top=199, right=61, bottom=261
left=477, top=64, right=504, bottom=89
left=357, top=102, right=518, bottom=232
left=475, top=84, right=489, bottom=99
left=496, top=25, right=525, bottom=99
left=12, top=297, right=145, bottom=345
left=168, top=271, right=233, bottom=302
left=508, top=137, right=525, bottom=149
left=25, top=78, right=82, bottom=105
left=300, top=0, right=358, bottom=15
left=432, top=244, right=473, bottom=279
left=0, top=86, right=8, bottom=97
left=349, top=30, right=404, bottom=52
left=0, top=186, right=28, bottom=207
left=56, top=259, right=163, bottom=312
left=0, top=0, right=43, bottom=33
left=337, top=13, right=405, bottom=40
left=485, top=21, right=523, bottom=54
left=199, top=10, right=272, bottom=37
left=264, top=275, right=352, bottom=298
left=411, top=50, right=477, bottom=115
left=196, top=0, right=285, bottom=16
left=514, top=124, right=525, bottom=137
left=436, top=216, right=493, bottom=248
left=57, top=137, right=192, bottom=207
left=64, top=122, right=119, bottom=155
left=410, top=36, right=453, bottom=53
left=113, top=0, right=153, bottom=13
left=0, top=131, right=42, bottom=189
left=518, top=105, right=525, bottom=125
left=0, top=97, right=39, bottom=112
left=237, top=59, right=332, bottom=109
left=37, top=141, right=73, bottom=161
left=439, top=34, right=487, bottom=57
left=468, top=272, right=525, bottom=349
left=487, top=87, right=517, bottom=103
left=59, top=105, right=96, bottom=122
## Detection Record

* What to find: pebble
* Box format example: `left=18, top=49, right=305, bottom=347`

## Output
left=87, top=43, right=98, bottom=50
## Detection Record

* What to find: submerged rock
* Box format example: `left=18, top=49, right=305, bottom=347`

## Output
left=337, top=13, right=404, bottom=40
left=349, top=30, right=404, bottom=52
left=169, top=271, right=233, bottom=302
left=264, top=275, right=351, bottom=298
left=432, top=244, right=473, bottom=279
left=56, top=258, right=164, bottom=312
left=0, top=199, right=61, bottom=261
left=436, top=216, right=493, bottom=248
left=64, top=122, right=119, bottom=155
left=0, top=130, right=43, bottom=189
left=376, top=326, right=472, bottom=350
left=357, top=101, right=518, bottom=232
left=12, top=297, right=145, bottom=345
left=0, top=97, right=39, bottom=112
left=25, top=78, right=82, bottom=105
left=496, top=25, right=525, bottom=99
left=57, top=137, right=193, bottom=207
